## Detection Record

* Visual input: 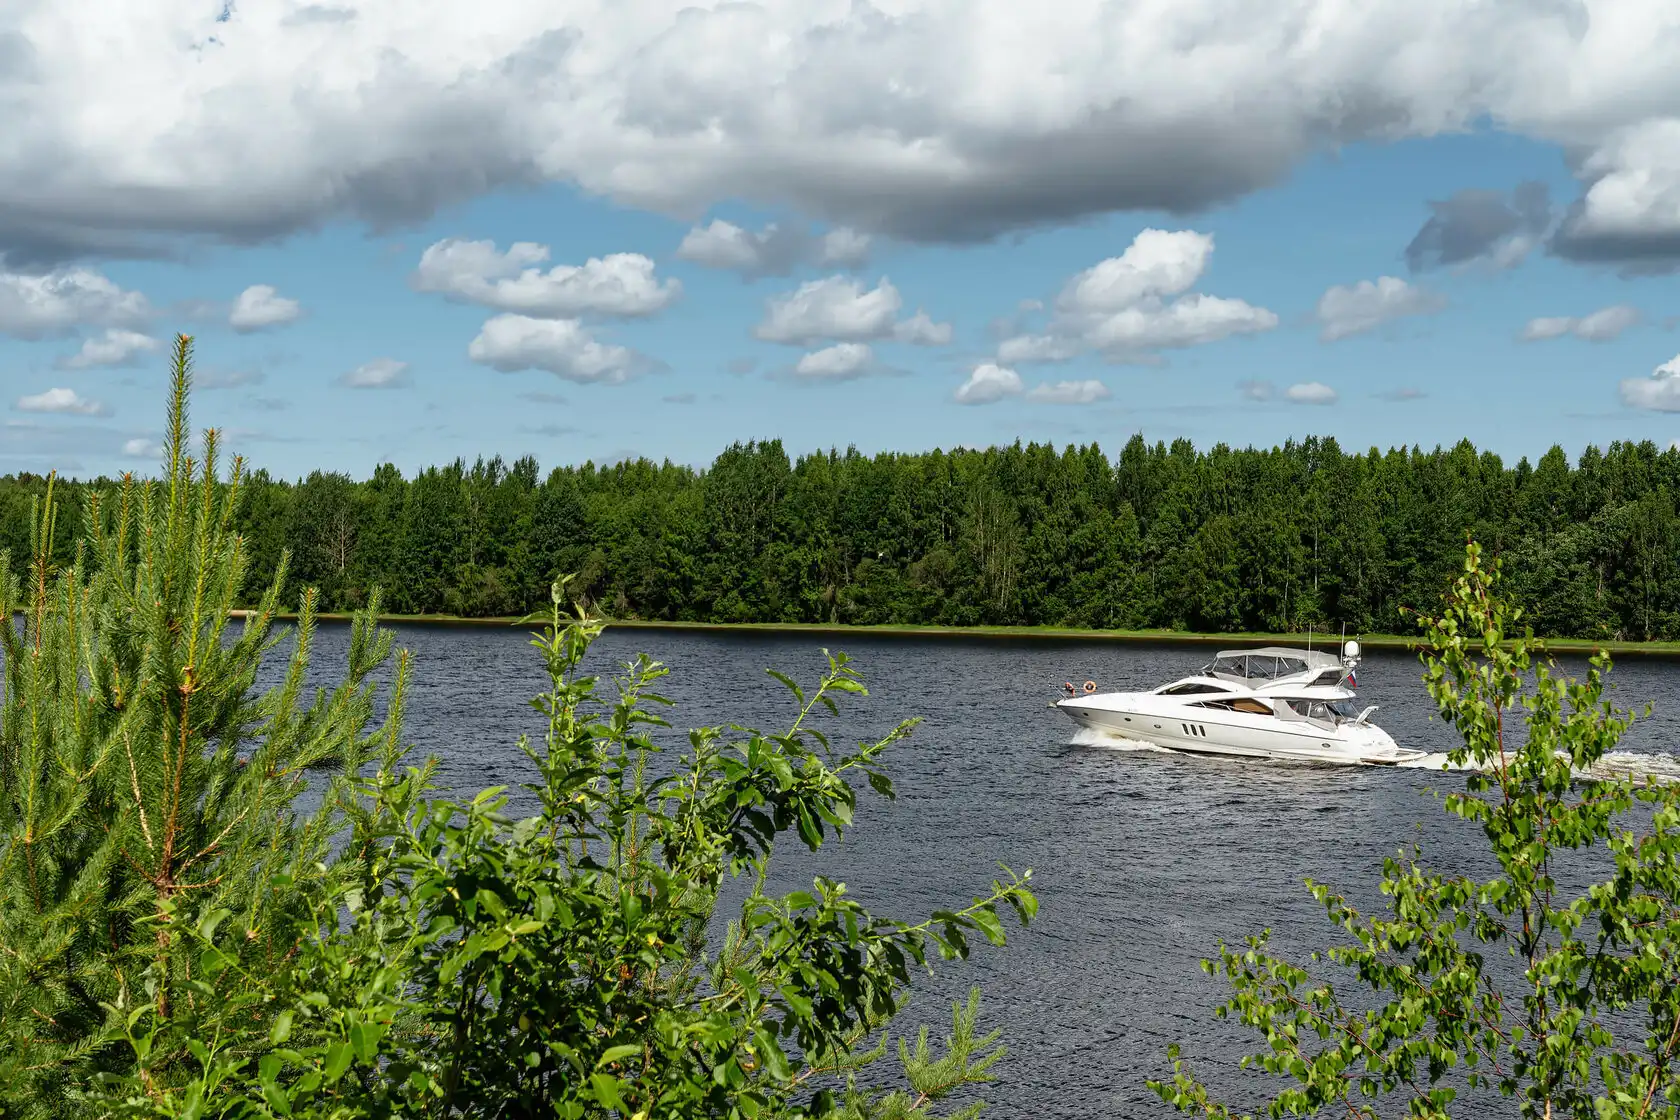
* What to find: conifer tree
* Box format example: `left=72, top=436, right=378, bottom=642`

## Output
left=0, top=335, right=407, bottom=1115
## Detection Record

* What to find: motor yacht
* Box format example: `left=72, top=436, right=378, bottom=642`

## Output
left=1055, top=642, right=1424, bottom=765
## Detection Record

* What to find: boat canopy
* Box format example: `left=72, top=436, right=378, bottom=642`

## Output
left=1202, top=646, right=1342, bottom=682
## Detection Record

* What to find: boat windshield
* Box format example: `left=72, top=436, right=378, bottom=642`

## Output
left=1286, top=698, right=1365, bottom=722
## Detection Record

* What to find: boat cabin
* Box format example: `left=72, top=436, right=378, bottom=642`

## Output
left=1201, top=646, right=1347, bottom=687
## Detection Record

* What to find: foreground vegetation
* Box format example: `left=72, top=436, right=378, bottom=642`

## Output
left=5, top=413, right=1680, bottom=642
left=0, top=339, right=1034, bottom=1119
left=1156, top=546, right=1680, bottom=1118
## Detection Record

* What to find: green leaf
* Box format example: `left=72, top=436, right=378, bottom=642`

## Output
left=590, top=1073, right=628, bottom=1111
left=596, top=1044, right=642, bottom=1069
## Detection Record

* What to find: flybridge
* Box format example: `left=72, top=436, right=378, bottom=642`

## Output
left=1203, top=646, right=1345, bottom=683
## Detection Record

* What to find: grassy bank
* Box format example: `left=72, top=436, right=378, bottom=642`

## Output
left=224, top=610, right=1680, bottom=657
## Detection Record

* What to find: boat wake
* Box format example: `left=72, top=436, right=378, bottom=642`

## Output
left=1068, top=727, right=1174, bottom=753
left=1385, top=749, right=1680, bottom=783
left=1071, top=728, right=1680, bottom=782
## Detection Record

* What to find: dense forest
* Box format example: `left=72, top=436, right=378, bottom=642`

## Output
left=3, top=434, right=1679, bottom=640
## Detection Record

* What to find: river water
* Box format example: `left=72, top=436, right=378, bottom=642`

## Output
left=314, top=624, right=1680, bottom=1117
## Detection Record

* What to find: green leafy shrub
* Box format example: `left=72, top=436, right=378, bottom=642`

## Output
left=1153, top=542, right=1680, bottom=1119
left=96, top=579, right=1034, bottom=1118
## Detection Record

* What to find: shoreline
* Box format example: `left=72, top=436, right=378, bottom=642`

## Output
left=223, top=610, right=1680, bottom=657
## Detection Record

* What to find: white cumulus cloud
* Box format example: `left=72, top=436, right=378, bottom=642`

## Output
left=1316, top=277, right=1446, bottom=342
left=676, top=220, right=871, bottom=277
left=467, top=315, right=642, bottom=383
left=60, top=328, right=160, bottom=369
left=1026, top=379, right=1110, bottom=404
left=754, top=276, right=949, bottom=347
left=15, top=387, right=110, bottom=416
left=954, top=363, right=1025, bottom=405
left=997, top=229, right=1276, bottom=362
left=1521, top=304, right=1641, bottom=342
left=954, top=363, right=1107, bottom=405
left=339, top=358, right=410, bottom=389
left=228, top=284, right=302, bottom=331
left=892, top=310, right=953, bottom=346
left=122, top=437, right=161, bottom=458
left=0, top=266, right=149, bottom=339
left=792, top=342, right=876, bottom=380
left=1621, top=355, right=1680, bottom=413
left=415, top=239, right=679, bottom=318
left=1286, top=381, right=1338, bottom=405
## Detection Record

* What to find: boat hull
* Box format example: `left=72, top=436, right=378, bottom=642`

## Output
left=1057, top=692, right=1424, bottom=766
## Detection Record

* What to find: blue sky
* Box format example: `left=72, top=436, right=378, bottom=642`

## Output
left=3, top=1, right=1680, bottom=479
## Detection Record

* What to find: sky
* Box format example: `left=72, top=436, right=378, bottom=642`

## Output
left=3, top=1, right=1680, bottom=480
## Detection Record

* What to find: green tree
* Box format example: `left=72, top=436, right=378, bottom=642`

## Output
left=0, top=336, right=406, bottom=1115
left=1153, top=542, right=1680, bottom=1118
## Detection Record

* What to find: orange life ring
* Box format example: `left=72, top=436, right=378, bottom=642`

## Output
left=1083, top=680, right=1097, bottom=694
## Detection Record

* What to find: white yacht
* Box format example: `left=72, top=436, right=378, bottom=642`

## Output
left=1055, top=642, right=1424, bottom=765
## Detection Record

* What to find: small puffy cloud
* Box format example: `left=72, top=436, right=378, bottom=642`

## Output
left=122, top=437, right=162, bottom=458
left=1521, top=304, right=1640, bottom=342
left=953, top=363, right=1105, bottom=405
left=0, top=266, right=149, bottom=339
left=1080, top=294, right=1278, bottom=352
left=1620, top=355, right=1680, bottom=412
left=339, top=358, right=410, bottom=389
left=228, top=284, right=302, bottom=331
left=793, top=342, right=876, bottom=380
left=754, top=276, right=948, bottom=346
left=676, top=220, right=871, bottom=277
left=1315, top=277, right=1445, bottom=341
left=1286, top=381, right=1338, bottom=405
left=59, top=328, right=160, bottom=369
left=1058, top=229, right=1213, bottom=312
left=1238, top=379, right=1275, bottom=401
left=15, top=387, right=111, bottom=416
left=1026, top=379, right=1110, bottom=404
left=954, top=363, right=1024, bottom=405
left=468, top=314, right=642, bottom=383
left=1405, top=183, right=1552, bottom=272
left=414, top=239, right=679, bottom=318
left=892, top=310, right=953, bottom=345
left=997, top=229, right=1275, bottom=363
left=997, top=334, right=1083, bottom=363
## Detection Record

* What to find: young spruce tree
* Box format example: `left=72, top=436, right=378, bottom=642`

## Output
left=0, top=335, right=407, bottom=1115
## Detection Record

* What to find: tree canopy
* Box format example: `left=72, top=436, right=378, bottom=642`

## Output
left=9, top=434, right=1677, bottom=639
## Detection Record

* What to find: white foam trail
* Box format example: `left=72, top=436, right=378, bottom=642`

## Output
left=1398, top=752, right=1468, bottom=771
left=1069, top=726, right=1173, bottom=753
left=1398, top=749, right=1680, bottom=784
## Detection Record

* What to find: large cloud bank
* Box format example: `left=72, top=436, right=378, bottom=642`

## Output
left=1, top=1, right=1678, bottom=267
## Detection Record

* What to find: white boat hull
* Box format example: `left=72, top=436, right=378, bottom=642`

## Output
left=1057, top=691, right=1424, bottom=766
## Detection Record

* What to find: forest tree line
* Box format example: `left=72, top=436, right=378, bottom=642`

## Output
left=3, top=434, right=1679, bottom=640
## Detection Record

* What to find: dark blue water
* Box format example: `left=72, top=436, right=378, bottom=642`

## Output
left=300, top=624, right=1680, bottom=1116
